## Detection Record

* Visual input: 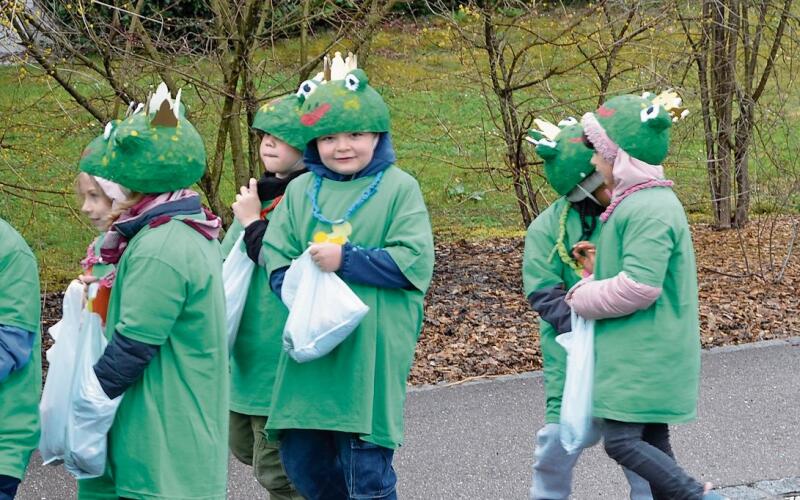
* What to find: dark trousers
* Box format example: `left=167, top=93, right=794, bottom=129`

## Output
left=0, top=475, right=20, bottom=500
left=602, top=419, right=705, bottom=500
left=280, top=429, right=397, bottom=500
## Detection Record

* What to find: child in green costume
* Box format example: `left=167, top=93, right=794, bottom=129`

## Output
left=261, top=64, right=435, bottom=499
left=220, top=94, right=307, bottom=499
left=0, top=218, right=41, bottom=500
left=523, top=118, right=651, bottom=500
left=74, top=84, right=229, bottom=500
left=568, top=92, right=724, bottom=499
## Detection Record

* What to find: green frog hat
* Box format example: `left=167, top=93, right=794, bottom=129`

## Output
left=526, top=117, right=604, bottom=202
left=252, top=94, right=307, bottom=151
left=580, top=90, right=688, bottom=166
left=295, top=52, right=390, bottom=143
left=80, top=83, right=206, bottom=193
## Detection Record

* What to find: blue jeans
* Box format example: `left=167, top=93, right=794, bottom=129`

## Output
left=602, top=420, right=705, bottom=500
left=279, top=429, right=397, bottom=500
left=0, top=475, right=20, bottom=500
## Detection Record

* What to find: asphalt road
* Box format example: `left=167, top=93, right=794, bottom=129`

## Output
left=16, top=338, right=800, bottom=499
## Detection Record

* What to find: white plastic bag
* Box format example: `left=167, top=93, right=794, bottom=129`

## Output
left=39, top=280, right=85, bottom=465
left=64, top=308, right=121, bottom=479
left=281, top=248, right=369, bottom=363
left=556, top=311, right=601, bottom=454
left=223, top=232, right=255, bottom=351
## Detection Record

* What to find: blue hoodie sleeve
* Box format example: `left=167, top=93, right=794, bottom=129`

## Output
left=0, top=324, right=35, bottom=382
left=270, top=265, right=289, bottom=297
left=338, top=243, right=413, bottom=289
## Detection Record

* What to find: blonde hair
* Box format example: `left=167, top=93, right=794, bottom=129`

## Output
left=107, top=192, right=144, bottom=225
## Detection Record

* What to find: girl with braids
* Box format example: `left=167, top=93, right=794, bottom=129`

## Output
left=523, top=118, right=652, bottom=500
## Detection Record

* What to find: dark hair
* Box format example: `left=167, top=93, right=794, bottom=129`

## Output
left=573, top=197, right=604, bottom=241
left=581, top=132, right=595, bottom=150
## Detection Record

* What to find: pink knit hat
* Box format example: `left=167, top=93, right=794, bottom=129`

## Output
left=93, top=176, right=130, bottom=206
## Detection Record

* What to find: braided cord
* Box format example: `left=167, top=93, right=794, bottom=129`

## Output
left=307, top=171, right=385, bottom=225
left=549, top=202, right=583, bottom=278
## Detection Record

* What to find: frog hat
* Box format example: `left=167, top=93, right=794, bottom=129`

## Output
left=252, top=94, right=307, bottom=151
left=526, top=117, right=604, bottom=203
left=294, top=51, right=390, bottom=143
left=80, top=83, right=206, bottom=193
left=581, top=90, right=688, bottom=166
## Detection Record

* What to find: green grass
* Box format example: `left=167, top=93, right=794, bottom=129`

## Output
left=1, top=10, right=799, bottom=288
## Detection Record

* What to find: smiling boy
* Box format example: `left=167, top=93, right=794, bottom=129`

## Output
left=261, top=68, right=435, bottom=499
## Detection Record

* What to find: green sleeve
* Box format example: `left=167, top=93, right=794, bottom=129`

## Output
left=0, top=248, right=40, bottom=333
left=220, top=219, right=244, bottom=258
left=114, top=256, right=186, bottom=345
left=522, top=211, right=563, bottom=298
left=263, top=184, right=303, bottom=276
left=620, top=217, right=674, bottom=288
left=383, top=181, right=435, bottom=293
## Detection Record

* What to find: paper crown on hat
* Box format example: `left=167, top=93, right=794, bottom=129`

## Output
left=80, top=83, right=207, bottom=194
left=526, top=117, right=595, bottom=197
left=294, top=51, right=389, bottom=143
left=581, top=90, right=689, bottom=166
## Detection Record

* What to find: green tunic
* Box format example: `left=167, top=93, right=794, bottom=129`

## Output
left=593, top=188, right=700, bottom=423
left=0, top=218, right=41, bottom=481
left=522, top=197, right=600, bottom=424
left=78, top=217, right=229, bottom=499
left=262, top=167, right=434, bottom=449
left=221, top=202, right=286, bottom=416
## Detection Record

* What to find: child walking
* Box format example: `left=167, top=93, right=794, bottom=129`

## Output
left=75, top=85, right=229, bottom=500
left=567, top=93, right=724, bottom=500
left=220, top=94, right=307, bottom=499
left=0, top=218, right=41, bottom=500
left=524, top=118, right=651, bottom=500
left=261, top=66, right=435, bottom=499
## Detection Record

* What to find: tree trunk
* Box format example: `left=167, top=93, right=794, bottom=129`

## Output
left=709, top=0, right=737, bottom=228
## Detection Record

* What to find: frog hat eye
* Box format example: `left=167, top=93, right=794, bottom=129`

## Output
left=558, top=117, right=578, bottom=127
left=345, top=73, right=360, bottom=91
left=296, top=80, right=319, bottom=102
left=640, top=103, right=661, bottom=123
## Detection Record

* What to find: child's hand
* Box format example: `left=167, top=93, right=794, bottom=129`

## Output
left=309, top=243, right=343, bottom=272
left=78, top=274, right=99, bottom=285
left=232, top=178, right=261, bottom=228
left=572, top=241, right=596, bottom=275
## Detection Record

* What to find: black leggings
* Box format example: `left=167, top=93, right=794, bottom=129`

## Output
left=602, top=420, right=705, bottom=500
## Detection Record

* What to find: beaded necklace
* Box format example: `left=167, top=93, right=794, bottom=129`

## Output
left=307, top=171, right=385, bottom=225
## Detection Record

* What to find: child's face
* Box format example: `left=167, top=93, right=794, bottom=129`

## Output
left=77, top=173, right=113, bottom=231
left=591, top=153, right=614, bottom=188
left=260, top=133, right=303, bottom=178
left=316, top=132, right=379, bottom=176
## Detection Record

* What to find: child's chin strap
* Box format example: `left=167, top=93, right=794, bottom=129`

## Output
left=574, top=184, right=602, bottom=206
